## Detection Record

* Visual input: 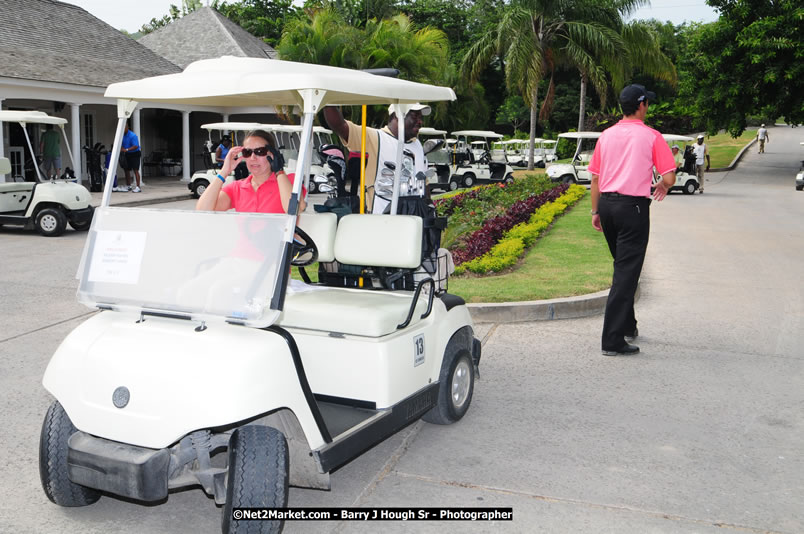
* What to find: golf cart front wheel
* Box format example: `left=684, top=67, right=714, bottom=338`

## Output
left=683, top=180, right=697, bottom=194
left=39, top=401, right=101, bottom=507
left=423, top=350, right=475, bottom=425
left=504, top=173, right=514, bottom=185
left=796, top=184, right=803, bottom=191
left=35, top=208, right=68, bottom=237
left=191, top=179, right=209, bottom=199
left=222, top=425, right=288, bottom=534
left=560, top=174, right=576, bottom=185
left=449, top=179, right=459, bottom=191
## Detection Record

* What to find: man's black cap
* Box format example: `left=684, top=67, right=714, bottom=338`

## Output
left=619, top=84, right=656, bottom=107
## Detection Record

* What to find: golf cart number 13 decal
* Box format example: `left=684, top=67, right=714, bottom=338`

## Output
left=413, top=334, right=425, bottom=367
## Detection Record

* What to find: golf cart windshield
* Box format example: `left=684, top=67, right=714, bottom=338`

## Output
left=77, top=56, right=455, bottom=328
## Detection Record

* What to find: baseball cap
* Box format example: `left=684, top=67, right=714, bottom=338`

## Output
left=671, top=144, right=680, bottom=150
left=388, top=103, right=431, bottom=117
left=760, top=123, right=765, bottom=127
left=697, top=134, right=705, bottom=139
left=619, top=84, right=656, bottom=107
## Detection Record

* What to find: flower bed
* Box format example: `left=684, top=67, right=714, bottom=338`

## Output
left=445, top=184, right=587, bottom=275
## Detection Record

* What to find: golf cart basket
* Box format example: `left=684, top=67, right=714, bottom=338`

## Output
left=683, top=146, right=697, bottom=175
left=83, top=143, right=106, bottom=192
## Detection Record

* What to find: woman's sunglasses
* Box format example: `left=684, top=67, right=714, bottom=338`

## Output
left=240, top=146, right=270, bottom=158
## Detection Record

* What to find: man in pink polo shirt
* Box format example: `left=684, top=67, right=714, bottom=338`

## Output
left=588, top=84, right=676, bottom=356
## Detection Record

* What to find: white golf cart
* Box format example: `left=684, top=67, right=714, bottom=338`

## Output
left=39, top=57, right=480, bottom=534
left=0, top=111, right=93, bottom=236
left=654, top=134, right=700, bottom=194
left=546, top=131, right=602, bottom=184
left=187, top=122, right=263, bottom=198
left=417, top=127, right=453, bottom=192
left=450, top=130, right=514, bottom=188
left=259, top=124, right=340, bottom=195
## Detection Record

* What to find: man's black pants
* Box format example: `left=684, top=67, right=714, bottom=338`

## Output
left=599, top=194, right=651, bottom=351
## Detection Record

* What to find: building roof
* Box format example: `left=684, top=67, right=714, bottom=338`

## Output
left=137, top=7, right=277, bottom=69
left=0, top=0, right=181, bottom=88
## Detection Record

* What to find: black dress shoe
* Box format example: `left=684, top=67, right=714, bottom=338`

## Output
left=625, top=327, right=639, bottom=343
left=602, top=343, right=640, bottom=356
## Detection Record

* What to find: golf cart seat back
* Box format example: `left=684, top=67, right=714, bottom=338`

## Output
left=278, top=215, right=429, bottom=337
left=298, top=212, right=337, bottom=262
left=0, top=157, right=10, bottom=175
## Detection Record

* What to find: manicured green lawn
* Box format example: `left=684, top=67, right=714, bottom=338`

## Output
left=448, top=194, right=612, bottom=302
left=702, top=130, right=755, bottom=168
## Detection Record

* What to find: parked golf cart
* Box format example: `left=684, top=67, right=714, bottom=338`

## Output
left=417, top=127, right=451, bottom=192
left=796, top=142, right=804, bottom=191
left=260, top=124, right=339, bottom=194
left=188, top=122, right=263, bottom=198
left=546, top=131, right=602, bottom=184
left=450, top=130, right=514, bottom=188
left=39, top=57, right=479, bottom=534
left=654, top=134, right=699, bottom=194
left=0, top=111, right=93, bottom=236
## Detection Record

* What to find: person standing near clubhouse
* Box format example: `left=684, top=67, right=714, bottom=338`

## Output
left=119, top=122, right=142, bottom=193
left=39, top=124, right=61, bottom=179
left=588, top=84, right=676, bottom=356
left=756, top=124, right=769, bottom=153
left=692, top=135, right=709, bottom=193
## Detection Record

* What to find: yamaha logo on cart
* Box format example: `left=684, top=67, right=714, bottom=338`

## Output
left=413, top=334, right=425, bottom=367
left=112, top=386, right=130, bottom=408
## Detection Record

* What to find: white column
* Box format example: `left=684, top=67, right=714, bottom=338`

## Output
left=0, top=98, right=5, bottom=182
left=70, top=103, right=82, bottom=184
left=182, top=110, right=190, bottom=181
left=132, top=109, right=143, bottom=184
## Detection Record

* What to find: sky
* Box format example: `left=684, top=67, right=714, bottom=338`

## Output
left=62, top=0, right=721, bottom=34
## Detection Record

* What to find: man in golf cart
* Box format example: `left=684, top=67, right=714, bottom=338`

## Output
left=323, top=103, right=431, bottom=214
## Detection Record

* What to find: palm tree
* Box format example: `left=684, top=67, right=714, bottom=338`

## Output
left=462, top=0, right=629, bottom=170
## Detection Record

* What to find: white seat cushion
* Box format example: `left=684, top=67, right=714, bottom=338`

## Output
left=297, top=212, right=337, bottom=262
left=334, top=214, right=422, bottom=268
left=277, top=287, right=428, bottom=337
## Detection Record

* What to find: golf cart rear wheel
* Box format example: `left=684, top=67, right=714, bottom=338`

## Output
left=796, top=184, right=803, bottom=191
left=35, top=207, right=67, bottom=237
left=423, top=349, right=475, bottom=425
left=191, top=179, right=209, bottom=199
left=222, top=425, right=288, bottom=534
left=683, top=180, right=697, bottom=194
left=39, top=401, right=101, bottom=507
left=308, top=178, right=318, bottom=194
left=463, top=173, right=475, bottom=188
left=560, top=174, right=576, bottom=184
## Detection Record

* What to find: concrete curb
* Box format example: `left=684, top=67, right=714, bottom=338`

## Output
left=707, top=138, right=757, bottom=173
left=467, top=284, right=639, bottom=323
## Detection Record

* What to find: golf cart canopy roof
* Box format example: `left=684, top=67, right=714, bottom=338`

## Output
left=0, top=110, right=67, bottom=126
left=662, top=134, right=695, bottom=142
left=558, top=131, right=602, bottom=140
left=418, top=127, right=447, bottom=136
left=200, top=122, right=263, bottom=132
left=105, top=57, right=456, bottom=108
left=451, top=130, right=504, bottom=139
left=259, top=124, right=333, bottom=134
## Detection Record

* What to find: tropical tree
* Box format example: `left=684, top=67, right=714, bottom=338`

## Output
left=139, top=0, right=203, bottom=35
left=462, top=0, right=630, bottom=170
left=213, top=0, right=302, bottom=46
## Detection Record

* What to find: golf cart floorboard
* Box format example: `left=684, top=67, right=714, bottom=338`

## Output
left=317, top=401, right=379, bottom=438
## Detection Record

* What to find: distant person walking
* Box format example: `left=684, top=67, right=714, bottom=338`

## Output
left=757, top=124, right=769, bottom=153
left=588, top=84, right=676, bottom=356
left=118, top=121, right=142, bottom=193
left=39, top=124, right=61, bottom=179
left=692, top=135, right=710, bottom=194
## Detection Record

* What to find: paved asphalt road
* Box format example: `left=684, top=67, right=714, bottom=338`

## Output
left=1, top=126, right=802, bottom=533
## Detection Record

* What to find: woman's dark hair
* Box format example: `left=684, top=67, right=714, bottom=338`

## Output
left=245, top=129, right=277, bottom=148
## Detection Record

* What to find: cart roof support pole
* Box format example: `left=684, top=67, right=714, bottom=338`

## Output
left=19, top=125, right=43, bottom=182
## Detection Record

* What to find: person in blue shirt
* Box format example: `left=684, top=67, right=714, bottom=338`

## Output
left=117, top=121, right=142, bottom=193
left=215, top=135, right=231, bottom=169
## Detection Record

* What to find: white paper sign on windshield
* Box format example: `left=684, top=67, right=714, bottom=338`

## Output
left=87, top=231, right=147, bottom=285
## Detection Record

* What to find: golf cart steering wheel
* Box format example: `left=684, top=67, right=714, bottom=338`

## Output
left=291, top=227, right=319, bottom=266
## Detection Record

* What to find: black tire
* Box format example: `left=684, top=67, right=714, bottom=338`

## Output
left=222, top=426, right=288, bottom=534
left=39, top=401, right=101, bottom=507
left=192, top=179, right=210, bottom=199
left=69, top=207, right=94, bottom=232
left=796, top=184, right=803, bottom=191
left=560, top=174, right=576, bottom=185
left=449, top=179, right=459, bottom=191
left=422, top=349, right=475, bottom=425
left=308, top=178, right=318, bottom=194
left=35, top=207, right=67, bottom=237
left=462, top=173, right=475, bottom=188
left=683, top=180, right=697, bottom=195
left=504, top=173, right=514, bottom=185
